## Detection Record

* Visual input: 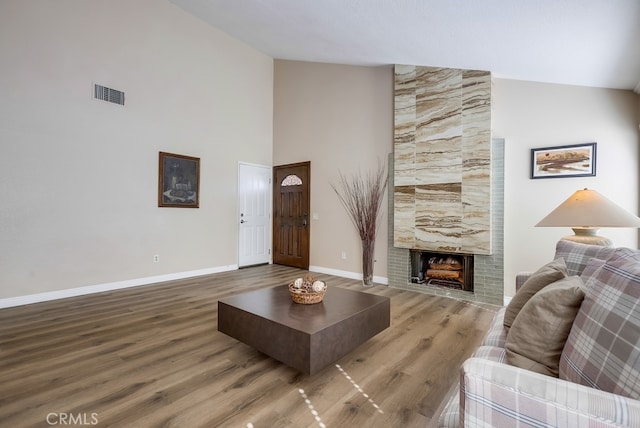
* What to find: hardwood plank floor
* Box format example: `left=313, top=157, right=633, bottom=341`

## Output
left=0, top=265, right=498, bottom=428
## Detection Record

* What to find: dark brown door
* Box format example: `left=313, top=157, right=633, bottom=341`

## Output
left=273, top=161, right=310, bottom=269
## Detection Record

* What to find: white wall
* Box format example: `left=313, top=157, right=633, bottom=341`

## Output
left=0, top=0, right=273, bottom=299
left=493, top=79, right=640, bottom=297
left=273, top=61, right=393, bottom=281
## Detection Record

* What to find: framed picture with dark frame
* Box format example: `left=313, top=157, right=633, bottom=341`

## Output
left=530, top=142, right=597, bottom=179
left=158, top=151, right=200, bottom=208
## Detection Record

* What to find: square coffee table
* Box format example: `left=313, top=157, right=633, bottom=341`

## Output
left=218, top=285, right=390, bottom=375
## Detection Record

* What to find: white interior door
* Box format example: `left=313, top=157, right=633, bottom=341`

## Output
left=238, top=163, right=271, bottom=267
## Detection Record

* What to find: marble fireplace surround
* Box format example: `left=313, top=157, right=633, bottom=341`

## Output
left=394, top=65, right=492, bottom=255
left=387, top=140, right=504, bottom=306
left=389, top=65, right=503, bottom=305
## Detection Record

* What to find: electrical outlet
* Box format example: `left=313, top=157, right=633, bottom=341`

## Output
left=153, top=255, right=160, bottom=263
left=341, top=251, right=347, bottom=260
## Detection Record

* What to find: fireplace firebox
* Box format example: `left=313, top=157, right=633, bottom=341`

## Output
left=410, top=250, right=474, bottom=292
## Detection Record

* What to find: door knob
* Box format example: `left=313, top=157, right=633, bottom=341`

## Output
left=240, top=219, right=247, bottom=224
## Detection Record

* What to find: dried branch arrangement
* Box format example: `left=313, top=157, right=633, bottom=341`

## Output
left=331, top=161, right=388, bottom=286
left=331, top=161, right=388, bottom=241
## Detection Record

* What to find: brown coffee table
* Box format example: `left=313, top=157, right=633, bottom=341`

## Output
left=218, top=285, right=390, bottom=375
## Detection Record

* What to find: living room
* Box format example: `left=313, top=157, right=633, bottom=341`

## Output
left=2, top=0, right=639, bottom=307
left=1, top=0, right=639, bottom=426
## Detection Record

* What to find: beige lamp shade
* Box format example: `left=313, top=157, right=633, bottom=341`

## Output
left=535, top=188, right=640, bottom=246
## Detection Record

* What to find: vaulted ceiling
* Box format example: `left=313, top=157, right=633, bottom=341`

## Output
left=170, top=0, right=640, bottom=92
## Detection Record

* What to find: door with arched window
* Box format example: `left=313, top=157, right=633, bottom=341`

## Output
left=273, top=161, right=310, bottom=269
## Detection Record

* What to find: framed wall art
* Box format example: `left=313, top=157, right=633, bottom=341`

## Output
left=530, top=142, right=597, bottom=179
left=158, top=151, right=200, bottom=208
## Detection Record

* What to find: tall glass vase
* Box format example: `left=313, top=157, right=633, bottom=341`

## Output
left=361, top=239, right=375, bottom=287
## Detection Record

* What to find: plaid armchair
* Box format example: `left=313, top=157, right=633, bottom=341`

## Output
left=439, top=241, right=640, bottom=427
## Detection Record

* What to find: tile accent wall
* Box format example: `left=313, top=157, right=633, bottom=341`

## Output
left=394, top=65, right=492, bottom=255
left=387, top=139, right=505, bottom=305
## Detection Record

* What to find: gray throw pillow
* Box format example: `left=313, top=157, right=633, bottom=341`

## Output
left=505, top=276, right=585, bottom=377
left=504, top=258, right=568, bottom=329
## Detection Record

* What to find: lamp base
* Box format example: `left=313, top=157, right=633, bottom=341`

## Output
left=560, top=227, right=612, bottom=247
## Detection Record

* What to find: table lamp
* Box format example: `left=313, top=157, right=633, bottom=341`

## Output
left=535, top=188, right=640, bottom=246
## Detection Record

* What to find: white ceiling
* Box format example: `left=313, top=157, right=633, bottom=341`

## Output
left=169, top=0, right=640, bottom=92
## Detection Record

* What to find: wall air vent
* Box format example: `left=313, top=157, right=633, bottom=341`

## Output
left=94, top=84, right=125, bottom=106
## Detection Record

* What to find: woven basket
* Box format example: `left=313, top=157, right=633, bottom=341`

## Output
left=288, top=282, right=326, bottom=304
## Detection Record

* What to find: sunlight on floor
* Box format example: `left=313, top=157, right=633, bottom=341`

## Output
left=298, top=388, right=326, bottom=428
left=335, top=364, right=384, bottom=414
left=246, top=362, right=387, bottom=428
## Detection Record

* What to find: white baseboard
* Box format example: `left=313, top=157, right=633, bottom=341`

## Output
left=0, top=265, right=238, bottom=309
left=309, top=265, right=389, bottom=286
left=503, top=295, right=512, bottom=306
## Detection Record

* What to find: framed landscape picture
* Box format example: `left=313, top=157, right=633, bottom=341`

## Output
left=530, top=142, right=597, bottom=179
left=158, top=151, right=200, bottom=208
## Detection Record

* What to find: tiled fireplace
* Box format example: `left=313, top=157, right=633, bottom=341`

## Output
left=388, top=65, right=503, bottom=305
left=387, top=139, right=504, bottom=305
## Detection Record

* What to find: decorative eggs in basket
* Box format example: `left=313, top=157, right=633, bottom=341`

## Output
left=312, top=280, right=325, bottom=293
left=289, top=274, right=326, bottom=304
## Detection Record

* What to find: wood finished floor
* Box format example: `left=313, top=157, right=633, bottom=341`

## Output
left=0, top=265, right=498, bottom=428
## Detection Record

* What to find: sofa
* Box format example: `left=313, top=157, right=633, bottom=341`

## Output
left=438, top=240, right=640, bottom=427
